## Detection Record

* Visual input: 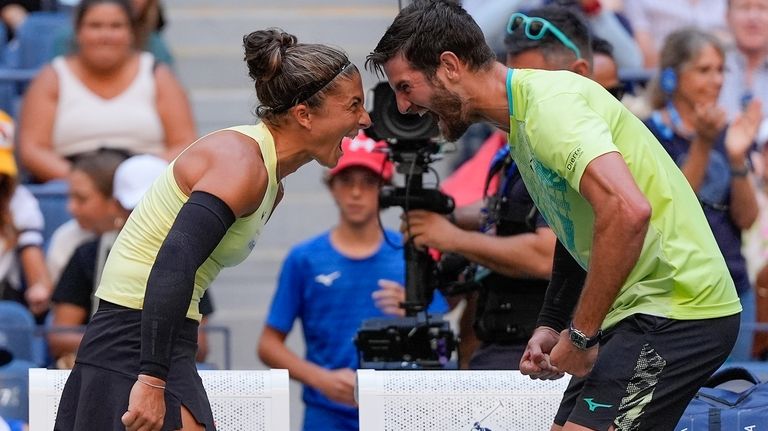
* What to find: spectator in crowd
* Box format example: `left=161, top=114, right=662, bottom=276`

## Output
left=0, top=109, right=51, bottom=321
left=18, top=0, right=195, bottom=183
left=0, top=0, right=42, bottom=39
left=368, top=2, right=741, bottom=429
left=644, top=27, right=761, bottom=360
left=463, top=0, right=642, bottom=70
left=45, top=149, right=127, bottom=286
left=623, top=0, right=729, bottom=68
left=258, top=133, right=448, bottom=431
left=54, top=0, right=174, bottom=65
left=743, top=133, right=768, bottom=359
left=48, top=154, right=214, bottom=369
left=591, top=36, right=622, bottom=97
left=719, top=0, right=768, bottom=121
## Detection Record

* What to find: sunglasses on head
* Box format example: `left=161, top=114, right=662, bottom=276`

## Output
left=507, top=12, right=582, bottom=60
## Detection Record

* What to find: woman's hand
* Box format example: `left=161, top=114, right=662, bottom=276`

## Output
left=121, top=375, right=166, bottom=431
left=726, top=99, right=763, bottom=164
left=692, top=103, right=727, bottom=145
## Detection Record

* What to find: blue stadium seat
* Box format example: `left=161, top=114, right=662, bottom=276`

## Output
left=11, top=11, right=71, bottom=70
left=0, top=301, right=35, bottom=363
left=0, top=359, right=36, bottom=423
left=25, top=180, right=71, bottom=251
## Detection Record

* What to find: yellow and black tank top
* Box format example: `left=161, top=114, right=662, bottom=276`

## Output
left=96, top=123, right=279, bottom=321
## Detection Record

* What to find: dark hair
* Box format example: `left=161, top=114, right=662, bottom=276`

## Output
left=71, top=149, right=130, bottom=198
left=243, top=28, right=357, bottom=125
left=366, top=0, right=495, bottom=78
left=591, top=36, right=614, bottom=59
left=648, top=27, right=724, bottom=109
left=74, top=0, right=136, bottom=33
left=504, top=6, right=592, bottom=66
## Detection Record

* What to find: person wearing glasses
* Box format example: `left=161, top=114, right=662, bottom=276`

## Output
left=644, top=27, right=762, bottom=362
left=368, top=1, right=741, bottom=430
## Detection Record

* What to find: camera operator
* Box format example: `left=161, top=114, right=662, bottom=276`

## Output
left=405, top=7, right=614, bottom=370
left=258, top=133, right=448, bottom=431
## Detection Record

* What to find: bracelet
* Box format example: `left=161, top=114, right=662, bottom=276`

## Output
left=730, top=161, right=749, bottom=178
left=137, top=375, right=166, bottom=390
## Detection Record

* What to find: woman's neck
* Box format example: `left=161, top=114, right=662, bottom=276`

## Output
left=268, top=124, right=313, bottom=180
left=668, top=98, right=696, bottom=133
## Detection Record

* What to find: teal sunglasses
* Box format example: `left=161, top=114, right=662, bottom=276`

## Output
left=506, top=12, right=582, bottom=59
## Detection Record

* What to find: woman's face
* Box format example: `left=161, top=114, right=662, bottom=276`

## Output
left=675, top=43, right=724, bottom=106
left=76, top=3, right=134, bottom=70
left=307, top=72, right=372, bottom=168
left=67, top=170, right=120, bottom=234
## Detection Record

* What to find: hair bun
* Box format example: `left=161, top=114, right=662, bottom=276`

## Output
left=243, top=28, right=298, bottom=83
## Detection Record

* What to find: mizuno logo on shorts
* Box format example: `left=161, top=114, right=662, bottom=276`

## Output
left=584, top=398, right=613, bottom=412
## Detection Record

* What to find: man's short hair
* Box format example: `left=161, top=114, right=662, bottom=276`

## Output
left=591, top=36, right=614, bottom=59
left=504, top=6, right=593, bottom=65
left=366, top=0, right=495, bottom=78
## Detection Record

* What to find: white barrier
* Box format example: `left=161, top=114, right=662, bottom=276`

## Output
left=357, top=370, right=570, bottom=431
left=28, top=368, right=290, bottom=431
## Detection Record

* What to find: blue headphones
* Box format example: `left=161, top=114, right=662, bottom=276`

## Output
left=660, top=67, right=677, bottom=95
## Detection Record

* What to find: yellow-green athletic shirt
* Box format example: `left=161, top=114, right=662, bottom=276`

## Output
left=506, top=68, right=741, bottom=330
left=96, top=123, right=280, bottom=321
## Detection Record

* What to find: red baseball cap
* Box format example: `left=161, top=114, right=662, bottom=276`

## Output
left=329, top=131, right=393, bottom=181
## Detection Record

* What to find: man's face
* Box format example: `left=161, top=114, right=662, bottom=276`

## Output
left=728, top=0, right=768, bottom=54
left=592, top=53, right=620, bottom=90
left=383, top=54, right=472, bottom=141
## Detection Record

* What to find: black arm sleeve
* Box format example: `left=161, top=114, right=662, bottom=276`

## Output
left=536, top=239, right=587, bottom=332
left=139, top=191, right=235, bottom=380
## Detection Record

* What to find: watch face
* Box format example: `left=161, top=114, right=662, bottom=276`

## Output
left=569, top=329, right=588, bottom=350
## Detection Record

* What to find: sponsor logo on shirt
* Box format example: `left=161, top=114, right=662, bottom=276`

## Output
left=566, top=147, right=583, bottom=171
left=315, top=271, right=341, bottom=287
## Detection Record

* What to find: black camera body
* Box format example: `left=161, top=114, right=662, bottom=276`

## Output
left=354, top=83, right=458, bottom=370
left=365, top=82, right=439, bottom=143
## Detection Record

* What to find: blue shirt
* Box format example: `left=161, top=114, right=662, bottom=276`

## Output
left=265, top=229, right=448, bottom=431
left=644, top=115, right=750, bottom=295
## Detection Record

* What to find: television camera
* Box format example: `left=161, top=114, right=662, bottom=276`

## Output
left=354, top=82, right=459, bottom=369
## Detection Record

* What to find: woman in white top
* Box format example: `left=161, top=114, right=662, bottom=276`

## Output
left=18, top=0, right=195, bottom=183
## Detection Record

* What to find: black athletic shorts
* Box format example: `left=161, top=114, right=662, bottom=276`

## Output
left=553, top=313, right=739, bottom=431
left=54, top=301, right=215, bottom=431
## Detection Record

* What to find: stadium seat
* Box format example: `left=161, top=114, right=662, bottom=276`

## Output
left=29, top=368, right=290, bottom=430
left=357, top=369, right=571, bottom=431
left=25, top=180, right=70, bottom=251
left=10, top=12, right=71, bottom=70
left=0, top=301, right=35, bottom=363
left=0, top=359, right=36, bottom=423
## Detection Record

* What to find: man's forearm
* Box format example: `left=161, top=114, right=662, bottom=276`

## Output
left=258, top=332, right=326, bottom=389
left=448, top=228, right=556, bottom=279
left=536, top=240, right=587, bottom=332
left=571, top=206, right=649, bottom=336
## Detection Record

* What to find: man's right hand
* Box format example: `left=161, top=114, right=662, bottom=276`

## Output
left=315, top=368, right=357, bottom=407
left=519, top=326, right=565, bottom=380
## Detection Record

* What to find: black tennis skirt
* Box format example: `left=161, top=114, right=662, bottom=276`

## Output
left=54, top=301, right=216, bottom=430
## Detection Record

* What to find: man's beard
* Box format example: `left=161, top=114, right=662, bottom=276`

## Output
left=429, top=82, right=472, bottom=142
